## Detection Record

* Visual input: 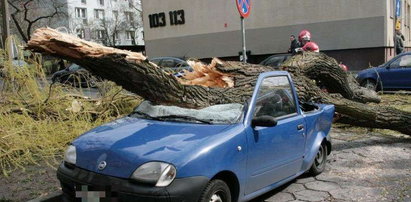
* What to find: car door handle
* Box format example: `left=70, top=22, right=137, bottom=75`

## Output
left=297, top=124, right=304, bottom=130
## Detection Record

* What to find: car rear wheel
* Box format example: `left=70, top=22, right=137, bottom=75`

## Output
left=199, top=179, right=231, bottom=202
left=362, top=79, right=377, bottom=91
left=309, top=143, right=327, bottom=176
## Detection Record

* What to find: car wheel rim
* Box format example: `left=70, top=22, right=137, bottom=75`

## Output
left=210, top=192, right=224, bottom=202
left=365, top=80, right=375, bottom=90
left=315, top=146, right=325, bottom=167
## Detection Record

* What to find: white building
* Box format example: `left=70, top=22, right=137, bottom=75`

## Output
left=64, top=0, right=144, bottom=46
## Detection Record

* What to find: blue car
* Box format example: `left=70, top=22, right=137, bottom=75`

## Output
left=356, top=52, right=411, bottom=91
left=58, top=71, right=335, bottom=202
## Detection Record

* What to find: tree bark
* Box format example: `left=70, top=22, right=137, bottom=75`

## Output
left=27, top=28, right=411, bottom=135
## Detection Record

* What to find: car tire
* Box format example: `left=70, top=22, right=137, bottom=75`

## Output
left=309, top=143, right=327, bottom=176
left=199, top=179, right=231, bottom=202
left=361, top=79, right=377, bottom=91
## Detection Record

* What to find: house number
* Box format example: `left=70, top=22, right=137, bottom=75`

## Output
left=148, top=10, right=185, bottom=28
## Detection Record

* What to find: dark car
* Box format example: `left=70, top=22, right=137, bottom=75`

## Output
left=356, top=52, right=411, bottom=91
left=51, top=64, right=99, bottom=88
left=259, top=54, right=292, bottom=69
left=150, top=57, right=193, bottom=77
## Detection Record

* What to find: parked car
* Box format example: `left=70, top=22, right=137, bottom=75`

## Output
left=58, top=71, right=334, bottom=202
left=51, top=64, right=99, bottom=88
left=356, top=52, right=411, bottom=91
left=150, top=57, right=193, bottom=77
left=259, top=54, right=292, bottom=69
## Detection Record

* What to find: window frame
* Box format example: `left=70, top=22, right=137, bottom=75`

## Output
left=252, top=75, right=299, bottom=120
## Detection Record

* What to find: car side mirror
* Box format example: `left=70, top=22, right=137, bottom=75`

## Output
left=252, top=116, right=277, bottom=128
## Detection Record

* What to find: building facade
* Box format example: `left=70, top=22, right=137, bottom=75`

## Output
left=63, top=0, right=144, bottom=46
left=141, top=0, right=411, bottom=70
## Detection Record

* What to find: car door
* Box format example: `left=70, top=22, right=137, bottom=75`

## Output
left=245, top=75, right=305, bottom=195
left=379, top=54, right=411, bottom=89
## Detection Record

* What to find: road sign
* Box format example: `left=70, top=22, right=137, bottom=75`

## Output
left=236, top=0, right=251, bottom=18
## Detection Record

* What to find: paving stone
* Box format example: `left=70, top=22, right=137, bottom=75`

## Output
left=282, top=183, right=305, bottom=193
left=305, top=181, right=340, bottom=192
left=295, top=177, right=316, bottom=184
left=294, top=190, right=329, bottom=201
left=329, top=186, right=384, bottom=201
left=264, top=192, right=294, bottom=202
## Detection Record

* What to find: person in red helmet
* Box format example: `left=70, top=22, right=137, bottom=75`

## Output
left=298, top=29, right=311, bottom=47
left=302, top=42, right=320, bottom=52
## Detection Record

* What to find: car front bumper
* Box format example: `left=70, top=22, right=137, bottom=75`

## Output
left=57, top=163, right=209, bottom=202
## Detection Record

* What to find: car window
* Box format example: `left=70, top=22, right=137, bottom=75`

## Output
left=161, top=59, right=177, bottom=68
left=263, top=56, right=284, bottom=67
left=399, top=55, right=411, bottom=67
left=390, top=55, right=411, bottom=68
left=151, top=59, right=162, bottom=66
left=254, top=76, right=297, bottom=118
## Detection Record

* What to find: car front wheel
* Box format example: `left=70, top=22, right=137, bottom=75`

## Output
left=362, top=79, right=377, bottom=91
left=199, top=179, right=231, bottom=202
left=309, top=143, right=327, bottom=176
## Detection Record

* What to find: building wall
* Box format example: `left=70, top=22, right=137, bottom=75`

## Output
left=65, top=0, right=144, bottom=46
left=141, top=0, right=411, bottom=70
left=142, top=0, right=387, bottom=58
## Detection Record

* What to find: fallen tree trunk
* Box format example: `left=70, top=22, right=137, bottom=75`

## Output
left=27, top=28, right=411, bottom=135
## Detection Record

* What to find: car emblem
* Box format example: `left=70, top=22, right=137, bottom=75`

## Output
left=98, top=161, right=107, bottom=170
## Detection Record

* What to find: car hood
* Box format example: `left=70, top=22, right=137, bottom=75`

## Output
left=72, top=116, right=234, bottom=178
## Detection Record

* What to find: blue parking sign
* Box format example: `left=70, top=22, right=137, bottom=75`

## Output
left=236, top=0, right=251, bottom=18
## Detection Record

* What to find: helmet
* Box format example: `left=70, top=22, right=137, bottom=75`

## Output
left=339, top=63, right=348, bottom=72
left=302, top=42, right=320, bottom=52
left=298, top=29, right=311, bottom=43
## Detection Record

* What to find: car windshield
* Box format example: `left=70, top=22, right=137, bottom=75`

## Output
left=130, top=101, right=244, bottom=124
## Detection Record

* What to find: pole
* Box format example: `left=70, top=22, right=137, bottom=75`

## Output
left=241, top=16, right=247, bottom=63
left=1, top=0, right=10, bottom=49
left=393, top=0, right=398, bottom=56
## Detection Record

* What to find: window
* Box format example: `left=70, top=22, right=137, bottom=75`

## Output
left=96, top=30, right=105, bottom=39
left=112, top=10, right=118, bottom=21
left=76, top=28, right=85, bottom=39
left=126, top=31, right=135, bottom=40
left=161, top=59, right=177, bottom=68
left=393, top=55, right=411, bottom=67
left=75, top=8, right=87, bottom=19
left=125, top=12, right=134, bottom=22
left=94, top=9, right=105, bottom=19
left=98, top=0, right=104, bottom=6
left=253, top=76, right=297, bottom=118
left=81, top=0, right=86, bottom=4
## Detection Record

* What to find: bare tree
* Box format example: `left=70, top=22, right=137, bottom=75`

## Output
left=7, top=0, right=66, bottom=42
left=89, top=0, right=142, bottom=46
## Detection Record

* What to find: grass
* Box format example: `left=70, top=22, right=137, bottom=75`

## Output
left=0, top=42, right=141, bottom=176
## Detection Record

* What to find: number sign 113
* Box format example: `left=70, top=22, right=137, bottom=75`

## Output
left=148, top=10, right=185, bottom=28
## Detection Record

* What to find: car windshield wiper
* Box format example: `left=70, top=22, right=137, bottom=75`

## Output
left=155, top=115, right=213, bottom=124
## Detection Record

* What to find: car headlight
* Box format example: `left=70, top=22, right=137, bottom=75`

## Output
left=64, top=145, right=76, bottom=165
left=130, top=162, right=176, bottom=187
